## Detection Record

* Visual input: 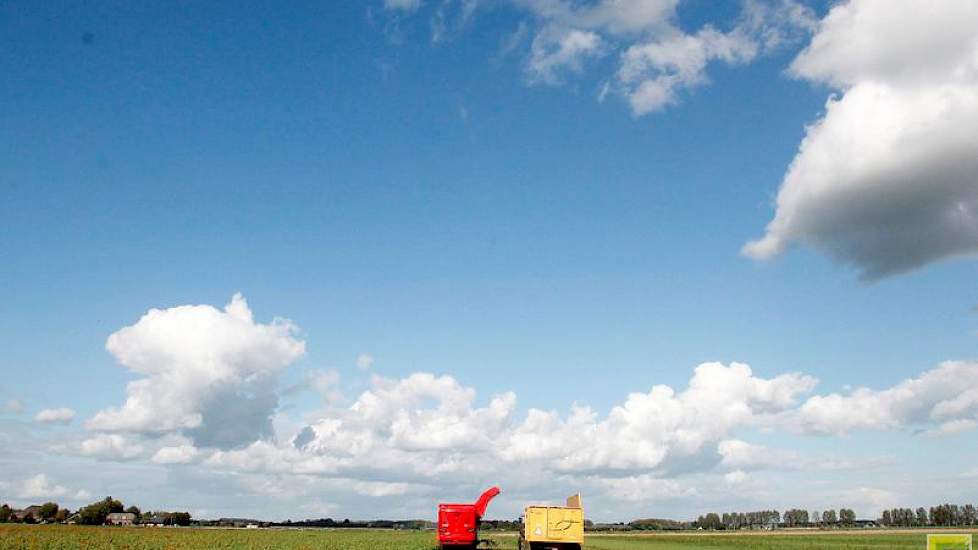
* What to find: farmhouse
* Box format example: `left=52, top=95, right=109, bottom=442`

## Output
left=12, top=505, right=42, bottom=522
left=106, top=512, right=137, bottom=526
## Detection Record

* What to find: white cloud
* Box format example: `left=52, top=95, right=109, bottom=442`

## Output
left=356, top=354, right=375, bottom=370
left=597, top=474, right=694, bottom=501
left=35, top=408, right=76, bottom=424
left=200, top=357, right=978, bottom=509
left=19, top=474, right=68, bottom=499
left=617, top=26, right=757, bottom=114
left=717, top=438, right=888, bottom=472
left=74, top=489, right=92, bottom=500
left=207, top=363, right=815, bottom=487
left=738, top=0, right=816, bottom=51
left=718, top=439, right=787, bottom=470
left=309, top=369, right=344, bottom=404
left=352, top=480, right=411, bottom=497
left=527, top=27, right=605, bottom=84
left=152, top=444, right=199, bottom=464
left=501, top=362, right=815, bottom=473
left=744, top=0, right=978, bottom=278
left=389, top=0, right=814, bottom=115
left=2, top=399, right=25, bottom=414
left=79, top=434, right=145, bottom=460
left=384, top=0, right=422, bottom=12
left=797, top=361, right=978, bottom=435
left=515, top=0, right=678, bottom=37
left=724, top=470, right=749, bottom=485
left=88, top=294, right=306, bottom=449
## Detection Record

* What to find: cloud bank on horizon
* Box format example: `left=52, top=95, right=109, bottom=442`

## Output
left=6, top=293, right=972, bottom=518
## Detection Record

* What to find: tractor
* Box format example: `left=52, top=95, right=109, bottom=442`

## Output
left=518, top=493, right=584, bottom=550
left=437, top=486, right=501, bottom=549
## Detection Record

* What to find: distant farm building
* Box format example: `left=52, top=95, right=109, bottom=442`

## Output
left=216, top=517, right=262, bottom=528
left=12, top=506, right=42, bottom=522
left=106, top=512, right=136, bottom=526
left=143, top=513, right=169, bottom=527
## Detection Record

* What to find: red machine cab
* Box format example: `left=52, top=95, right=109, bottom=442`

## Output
left=437, top=487, right=500, bottom=548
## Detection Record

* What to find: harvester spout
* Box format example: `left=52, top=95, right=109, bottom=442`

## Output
left=473, top=486, right=500, bottom=518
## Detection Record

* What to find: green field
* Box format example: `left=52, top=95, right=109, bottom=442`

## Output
left=1, top=525, right=974, bottom=550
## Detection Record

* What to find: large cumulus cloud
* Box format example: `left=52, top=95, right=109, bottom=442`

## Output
left=797, top=360, right=978, bottom=435
left=207, top=363, right=817, bottom=487
left=204, top=357, right=978, bottom=506
left=87, top=294, right=305, bottom=449
left=744, top=0, right=978, bottom=278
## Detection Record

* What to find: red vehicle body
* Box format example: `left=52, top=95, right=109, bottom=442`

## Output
left=437, top=487, right=501, bottom=548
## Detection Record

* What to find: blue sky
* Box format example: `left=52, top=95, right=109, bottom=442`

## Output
left=2, top=0, right=978, bottom=522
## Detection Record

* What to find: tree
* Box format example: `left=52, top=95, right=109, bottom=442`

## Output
left=39, top=502, right=59, bottom=522
left=963, top=504, right=976, bottom=526
left=171, top=512, right=191, bottom=526
left=783, top=509, right=810, bottom=527
left=55, top=508, right=69, bottom=523
left=822, top=510, right=837, bottom=525
left=880, top=510, right=891, bottom=526
left=696, top=513, right=722, bottom=530
left=839, top=508, right=856, bottom=526
left=126, top=506, right=142, bottom=522
left=916, top=507, right=928, bottom=526
left=78, top=497, right=124, bottom=525
left=0, top=504, right=11, bottom=523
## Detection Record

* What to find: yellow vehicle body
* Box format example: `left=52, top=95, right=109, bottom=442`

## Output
left=522, top=494, right=584, bottom=548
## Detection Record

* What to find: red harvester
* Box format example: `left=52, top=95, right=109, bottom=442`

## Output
left=437, top=486, right=501, bottom=549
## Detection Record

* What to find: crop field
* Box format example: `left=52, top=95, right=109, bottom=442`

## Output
left=1, top=526, right=975, bottom=550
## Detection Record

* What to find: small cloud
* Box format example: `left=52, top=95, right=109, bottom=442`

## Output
left=384, top=0, right=421, bottom=12
left=2, top=399, right=25, bottom=414
left=352, top=481, right=410, bottom=497
left=35, top=408, right=76, bottom=424
left=74, top=489, right=92, bottom=500
left=152, top=444, right=199, bottom=464
left=724, top=470, right=750, bottom=484
left=79, top=434, right=144, bottom=460
left=928, top=419, right=978, bottom=436
left=19, top=474, right=68, bottom=499
left=309, top=369, right=344, bottom=404
left=356, top=354, right=375, bottom=370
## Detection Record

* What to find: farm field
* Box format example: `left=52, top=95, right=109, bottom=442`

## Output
left=1, top=525, right=975, bottom=550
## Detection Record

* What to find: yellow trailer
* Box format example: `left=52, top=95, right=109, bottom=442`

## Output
left=519, top=494, right=584, bottom=550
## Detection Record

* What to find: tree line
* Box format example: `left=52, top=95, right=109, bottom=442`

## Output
left=690, top=503, right=978, bottom=530
left=0, top=496, right=191, bottom=526
left=880, top=504, right=977, bottom=527
left=694, top=508, right=857, bottom=529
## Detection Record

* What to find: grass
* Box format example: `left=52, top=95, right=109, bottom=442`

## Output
left=1, top=525, right=974, bottom=550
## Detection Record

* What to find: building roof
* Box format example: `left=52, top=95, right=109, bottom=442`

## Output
left=13, top=506, right=43, bottom=519
left=107, top=512, right=137, bottom=520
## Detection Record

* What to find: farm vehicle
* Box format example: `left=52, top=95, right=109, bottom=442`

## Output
left=519, top=494, right=584, bottom=550
left=437, top=486, right=501, bottom=549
